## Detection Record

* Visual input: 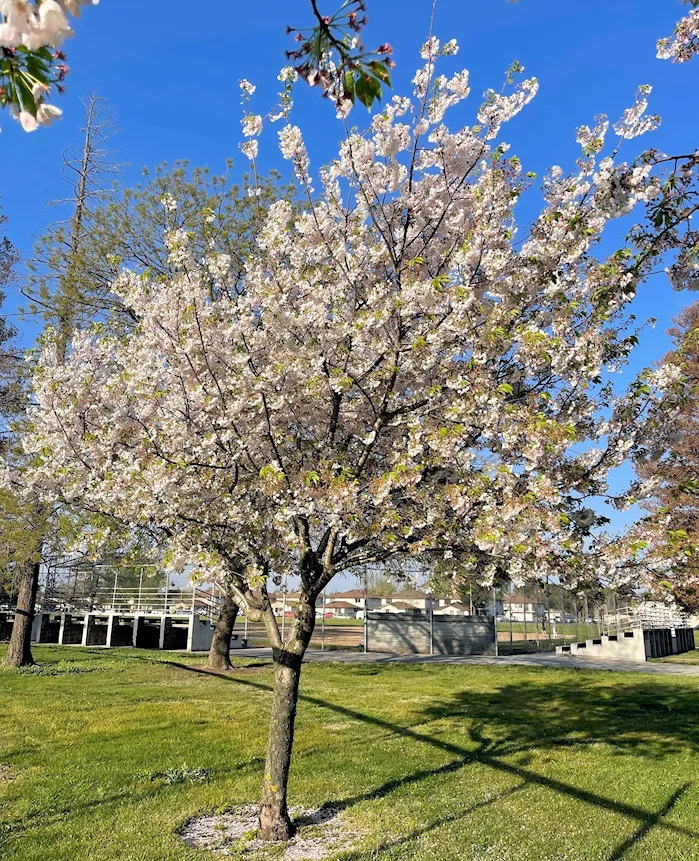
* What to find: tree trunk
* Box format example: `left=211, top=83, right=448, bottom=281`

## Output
left=259, top=590, right=316, bottom=841
left=3, top=560, right=40, bottom=668
left=207, top=591, right=239, bottom=671
left=259, top=656, right=303, bottom=841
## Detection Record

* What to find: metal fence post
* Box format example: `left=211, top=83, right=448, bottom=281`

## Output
left=492, top=586, right=499, bottom=657
left=575, top=597, right=580, bottom=644
left=508, top=582, right=514, bottom=655
left=561, top=589, right=566, bottom=647
left=112, top=571, right=118, bottom=610
left=523, top=586, right=528, bottom=651
left=429, top=592, right=434, bottom=656
left=321, top=592, right=326, bottom=651
left=363, top=576, right=368, bottom=653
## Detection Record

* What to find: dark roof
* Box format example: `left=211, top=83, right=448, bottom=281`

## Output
left=390, top=589, right=428, bottom=599
left=330, top=589, right=381, bottom=599
left=503, top=592, right=545, bottom=604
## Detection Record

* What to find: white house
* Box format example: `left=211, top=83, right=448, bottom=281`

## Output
left=321, top=600, right=361, bottom=619
left=434, top=601, right=471, bottom=616
left=502, top=592, right=546, bottom=623
left=375, top=600, right=424, bottom=615
left=379, top=590, right=430, bottom=611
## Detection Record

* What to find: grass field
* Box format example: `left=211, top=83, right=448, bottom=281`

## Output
left=2, top=646, right=699, bottom=861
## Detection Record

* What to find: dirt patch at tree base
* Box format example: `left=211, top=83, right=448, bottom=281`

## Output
left=180, top=805, right=361, bottom=859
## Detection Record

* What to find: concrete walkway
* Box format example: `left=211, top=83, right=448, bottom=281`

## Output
left=237, top=647, right=699, bottom=677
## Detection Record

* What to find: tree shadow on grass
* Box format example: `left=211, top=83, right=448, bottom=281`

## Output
left=419, top=673, right=699, bottom=761
left=336, top=782, right=529, bottom=860
left=159, top=660, right=699, bottom=859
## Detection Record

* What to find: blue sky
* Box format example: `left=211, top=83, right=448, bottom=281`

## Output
left=2, top=0, right=696, bottom=345
left=1, top=0, right=697, bottom=583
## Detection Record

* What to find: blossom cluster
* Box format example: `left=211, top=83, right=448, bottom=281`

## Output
left=657, top=3, right=699, bottom=63
left=0, top=0, right=98, bottom=131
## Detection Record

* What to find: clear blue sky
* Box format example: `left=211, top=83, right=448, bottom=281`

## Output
left=1, top=0, right=697, bottom=578
left=2, top=1, right=696, bottom=343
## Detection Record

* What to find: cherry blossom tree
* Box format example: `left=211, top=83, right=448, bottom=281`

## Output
left=631, top=303, right=699, bottom=610
left=24, top=38, right=696, bottom=838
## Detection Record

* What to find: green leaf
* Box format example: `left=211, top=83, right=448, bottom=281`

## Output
left=368, top=61, right=392, bottom=86
left=354, top=75, right=372, bottom=108
left=431, top=274, right=449, bottom=290
left=343, top=70, right=356, bottom=103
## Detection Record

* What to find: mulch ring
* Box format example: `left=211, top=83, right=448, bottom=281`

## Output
left=180, top=805, right=361, bottom=859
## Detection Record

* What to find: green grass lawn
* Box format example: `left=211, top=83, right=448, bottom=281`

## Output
left=2, top=646, right=699, bottom=861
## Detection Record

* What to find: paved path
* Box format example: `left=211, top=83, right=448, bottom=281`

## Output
left=236, top=647, right=699, bottom=677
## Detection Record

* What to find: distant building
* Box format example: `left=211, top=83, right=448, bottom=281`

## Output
left=379, top=589, right=430, bottom=611
left=502, top=591, right=546, bottom=623
left=322, top=600, right=361, bottom=619
left=434, top=601, right=471, bottom=616
left=270, top=587, right=505, bottom=620
left=376, top=600, right=424, bottom=615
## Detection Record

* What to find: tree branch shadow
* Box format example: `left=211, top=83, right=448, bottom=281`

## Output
left=144, top=659, right=699, bottom=855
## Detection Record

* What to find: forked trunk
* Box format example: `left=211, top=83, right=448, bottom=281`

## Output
left=207, top=591, right=239, bottom=671
left=3, top=560, right=40, bottom=668
left=259, top=656, right=303, bottom=840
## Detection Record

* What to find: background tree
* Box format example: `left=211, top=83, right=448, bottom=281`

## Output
left=23, top=143, right=291, bottom=336
left=0, top=204, right=47, bottom=668
left=636, top=303, right=699, bottom=610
